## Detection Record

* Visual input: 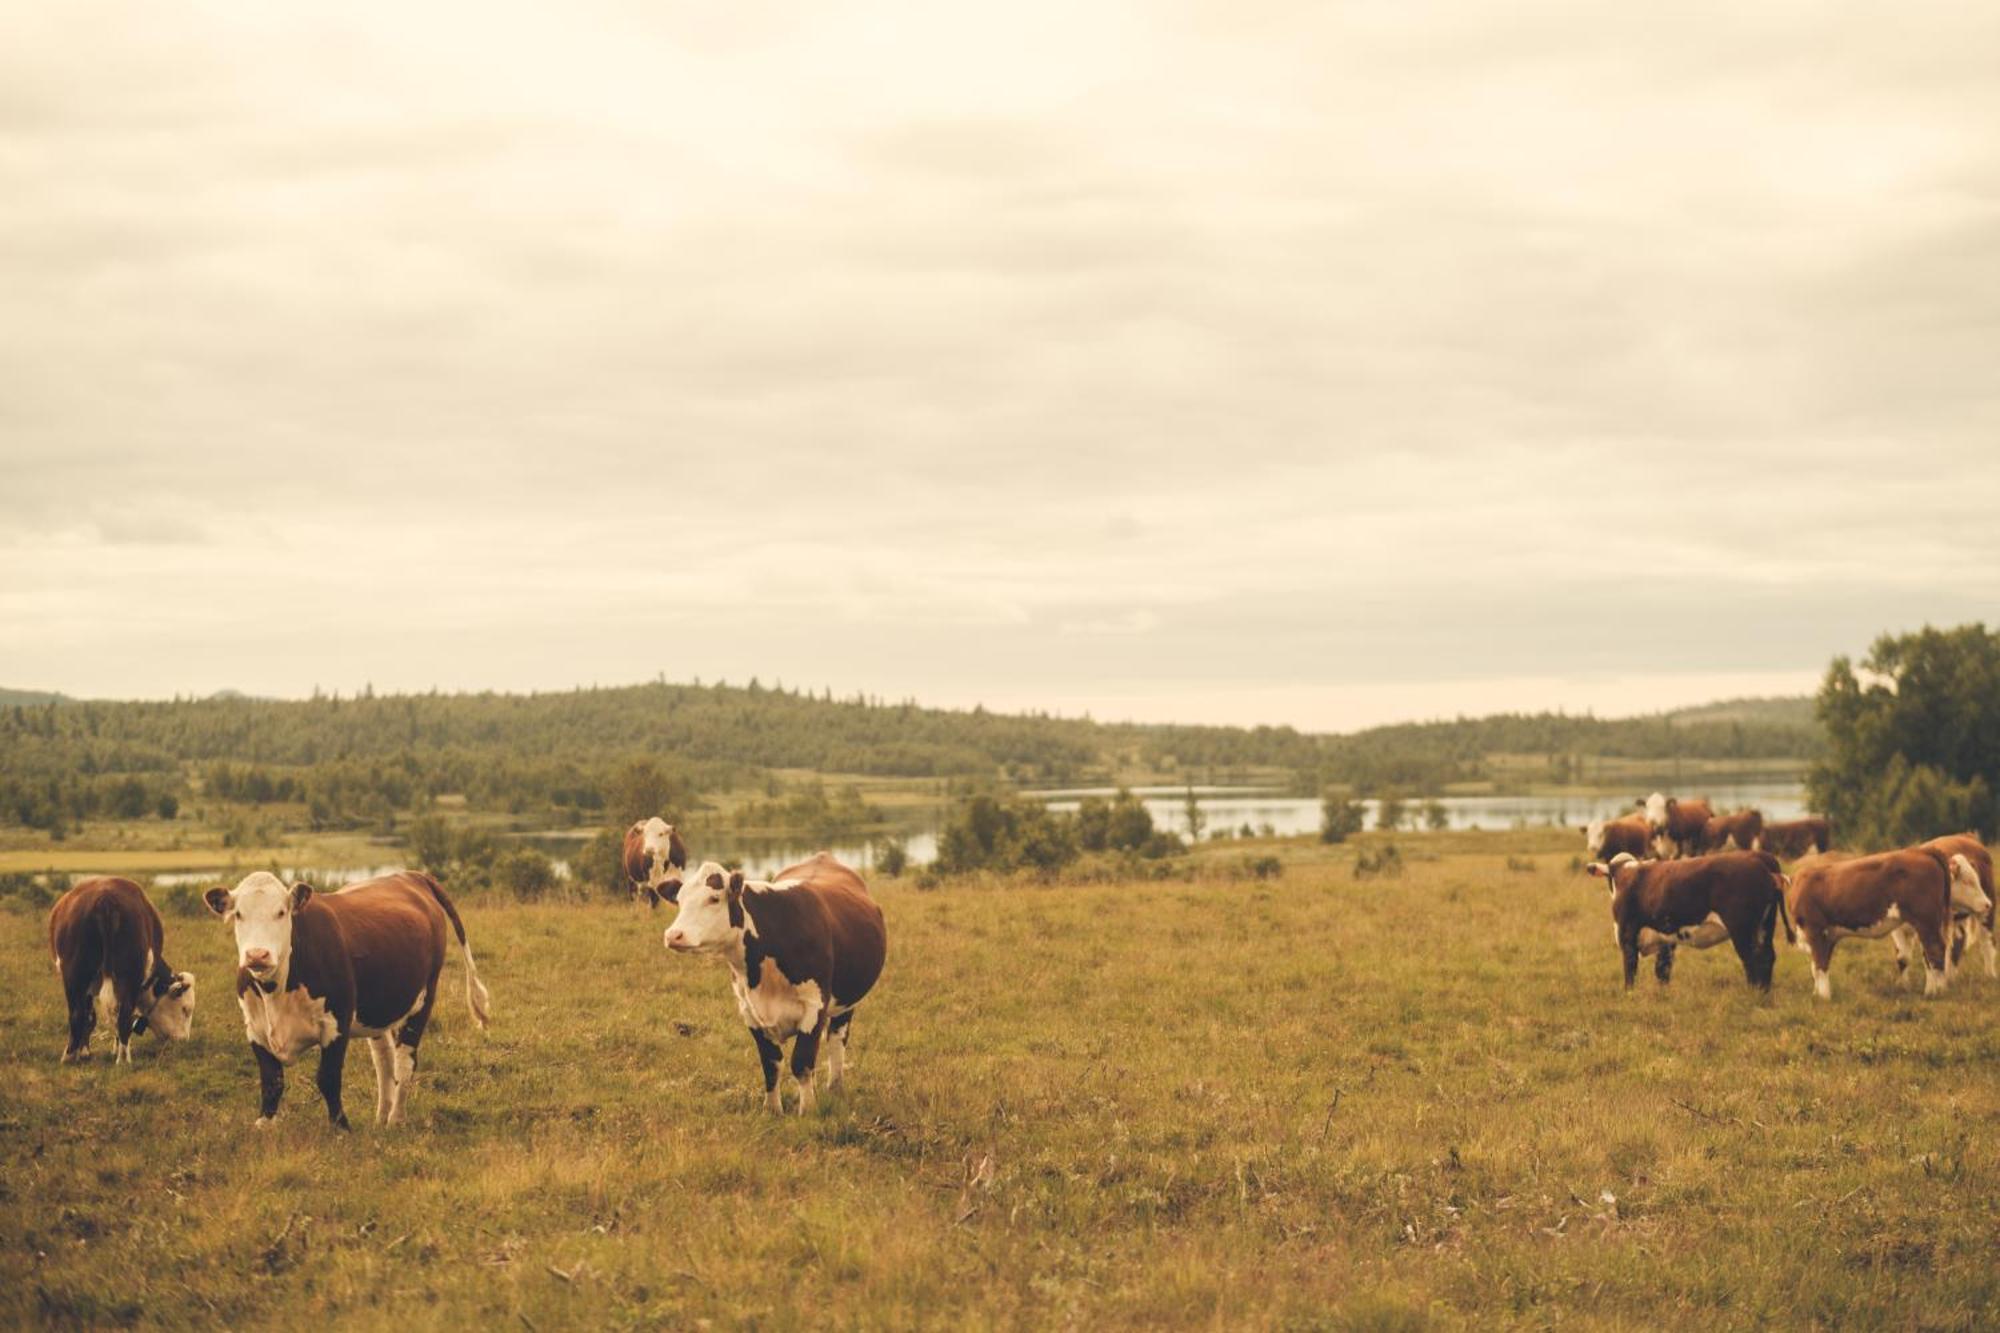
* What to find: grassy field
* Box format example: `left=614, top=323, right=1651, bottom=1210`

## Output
left=3, top=831, right=1996, bottom=1329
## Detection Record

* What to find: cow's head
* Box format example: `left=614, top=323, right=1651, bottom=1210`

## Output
left=624, top=817, right=688, bottom=908
left=132, top=957, right=196, bottom=1040
left=1949, top=853, right=1992, bottom=919
left=1587, top=852, right=1643, bottom=896
left=663, top=861, right=746, bottom=956
left=203, top=871, right=311, bottom=990
left=1583, top=819, right=1606, bottom=857
left=1643, top=792, right=1667, bottom=830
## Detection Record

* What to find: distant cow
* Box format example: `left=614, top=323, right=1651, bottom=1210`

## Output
left=1657, top=797, right=1716, bottom=858
left=1760, top=818, right=1831, bottom=859
left=1786, top=848, right=1990, bottom=1000
left=1923, top=834, right=1995, bottom=979
left=1697, top=809, right=1765, bottom=855
left=1584, top=816, right=1653, bottom=862
left=1588, top=850, right=1789, bottom=990
left=204, top=870, right=490, bottom=1129
left=663, top=853, right=886, bottom=1114
left=623, top=817, right=689, bottom=908
left=48, top=877, right=195, bottom=1063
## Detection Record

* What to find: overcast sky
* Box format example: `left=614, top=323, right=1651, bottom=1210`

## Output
left=4, top=3, right=1997, bottom=731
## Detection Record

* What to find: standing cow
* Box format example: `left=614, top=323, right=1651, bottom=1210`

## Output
left=623, top=817, right=688, bottom=908
left=1584, top=816, right=1653, bottom=862
left=1647, top=796, right=1716, bottom=858
left=204, top=870, right=490, bottom=1129
left=1697, top=809, right=1765, bottom=855
left=1922, top=834, right=1995, bottom=979
left=1588, top=850, right=1790, bottom=991
left=662, top=853, right=886, bottom=1114
left=48, top=877, right=196, bottom=1063
left=1761, top=817, right=1832, bottom=859
left=1786, top=848, right=1990, bottom=1000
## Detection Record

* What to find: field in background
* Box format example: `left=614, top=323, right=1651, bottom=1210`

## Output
left=4, top=830, right=1995, bottom=1329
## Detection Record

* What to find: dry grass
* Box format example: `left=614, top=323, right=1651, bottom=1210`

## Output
left=3, top=832, right=1996, bottom=1329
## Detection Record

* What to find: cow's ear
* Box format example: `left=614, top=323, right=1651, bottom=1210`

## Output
left=726, top=870, right=745, bottom=900
left=667, top=827, right=688, bottom=870
left=290, top=882, right=314, bottom=911
left=1586, top=862, right=1607, bottom=879
left=169, top=972, right=194, bottom=998
left=202, top=887, right=232, bottom=917
left=659, top=875, right=683, bottom=905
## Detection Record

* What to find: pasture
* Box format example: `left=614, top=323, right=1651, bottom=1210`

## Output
left=4, top=833, right=1997, bottom=1329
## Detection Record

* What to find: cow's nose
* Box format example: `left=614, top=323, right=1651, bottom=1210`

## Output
left=244, top=948, right=273, bottom=967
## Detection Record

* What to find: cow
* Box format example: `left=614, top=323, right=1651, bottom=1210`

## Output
left=1650, top=796, right=1716, bottom=858
left=1587, top=850, right=1789, bottom=991
left=48, top=877, right=195, bottom=1064
left=623, top=817, right=688, bottom=908
left=662, top=852, right=886, bottom=1114
left=1921, top=834, right=1995, bottom=979
left=1760, top=817, right=1832, bottom=859
left=203, top=870, right=490, bottom=1129
left=1697, top=809, right=1765, bottom=855
left=1584, top=815, right=1653, bottom=862
left=1785, top=848, right=1990, bottom=1000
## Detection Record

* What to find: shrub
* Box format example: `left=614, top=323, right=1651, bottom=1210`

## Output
left=493, top=845, right=560, bottom=900
left=877, top=838, right=908, bottom=878
left=936, top=793, right=1079, bottom=875
left=1353, top=844, right=1403, bottom=880
left=1320, top=792, right=1365, bottom=844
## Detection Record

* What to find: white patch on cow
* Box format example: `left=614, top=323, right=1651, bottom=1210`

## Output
left=1675, top=913, right=1730, bottom=949
left=826, top=1028, right=846, bottom=1088
left=1923, top=964, right=1947, bottom=997
left=239, top=984, right=339, bottom=1064
left=1584, top=820, right=1606, bottom=858
left=95, top=977, right=117, bottom=1028
left=1643, top=793, right=1667, bottom=829
left=764, top=878, right=802, bottom=893
left=731, top=966, right=824, bottom=1043
left=368, top=1036, right=395, bottom=1124
left=1949, top=854, right=1992, bottom=919
left=1826, top=903, right=1903, bottom=942
left=145, top=973, right=196, bottom=1042
left=1812, top=965, right=1831, bottom=1000
left=386, top=1043, right=416, bottom=1125
left=795, top=1077, right=817, bottom=1116
left=765, top=1086, right=783, bottom=1114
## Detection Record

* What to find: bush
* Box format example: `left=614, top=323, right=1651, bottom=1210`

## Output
left=1375, top=794, right=1405, bottom=832
left=1320, top=792, right=1365, bottom=844
left=877, top=838, right=908, bottom=878
left=493, top=845, right=560, bottom=900
left=1353, top=844, right=1403, bottom=880
left=156, top=793, right=180, bottom=821
left=157, top=880, right=211, bottom=917
left=936, top=793, right=1079, bottom=875
left=1243, top=855, right=1283, bottom=881
left=0, top=871, right=57, bottom=912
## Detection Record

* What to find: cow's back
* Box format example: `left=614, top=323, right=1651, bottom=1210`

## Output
left=1791, top=848, right=1945, bottom=928
left=774, top=854, right=885, bottom=1008
left=316, top=872, right=450, bottom=1031
left=50, top=877, right=162, bottom=973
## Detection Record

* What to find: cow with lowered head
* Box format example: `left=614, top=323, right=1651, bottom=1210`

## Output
left=204, top=870, right=490, bottom=1129
left=1925, top=833, right=1996, bottom=978
left=1588, top=850, right=1790, bottom=991
left=663, top=852, right=886, bottom=1114
left=623, top=817, right=688, bottom=908
left=48, top=877, right=195, bottom=1064
left=1760, top=817, right=1832, bottom=860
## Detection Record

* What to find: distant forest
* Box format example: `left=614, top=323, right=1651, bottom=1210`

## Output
left=0, top=680, right=1820, bottom=835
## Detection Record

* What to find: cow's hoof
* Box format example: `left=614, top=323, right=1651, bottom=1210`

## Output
left=254, top=1115, right=275, bottom=1130
left=331, top=1115, right=352, bottom=1131
left=60, top=1049, right=88, bottom=1065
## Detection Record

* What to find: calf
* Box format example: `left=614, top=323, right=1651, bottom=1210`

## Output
left=663, top=853, right=886, bottom=1114
left=1922, top=834, right=1995, bottom=979
left=1587, top=850, right=1789, bottom=991
left=1584, top=815, right=1653, bottom=862
left=48, top=877, right=195, bottom=1063
left=1786, top=848, right=1989, bottom=1000
left=204, top=870, right=490, bottom=1129
left=1760, top=817, right=1831, bottom=859
left=623, top=817, right=688, bottom=908
left=1697, top=809, right=1765, bottom=855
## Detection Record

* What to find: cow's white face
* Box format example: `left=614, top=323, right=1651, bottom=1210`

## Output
left=664, top=862, right=743, bottom=957
left=204, top=871, right=310, bottom=985
left=1584, top=819, right=1606, bottom=856
left=1950, top=854, right=1992, bottom=918
left=1643, top=793, right=1667, bottom=830
left=142, top=971, right=196, bottom=1039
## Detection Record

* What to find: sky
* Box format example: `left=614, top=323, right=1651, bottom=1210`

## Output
left=4, top=2, right=1998, bottom=732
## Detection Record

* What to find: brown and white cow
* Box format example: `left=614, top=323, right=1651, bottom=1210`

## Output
left=1642, top=795, right=1716, bottom=859
left=623, top=817, right=688, bottom=908
left=48, top=877, right=195, bottom=1063
left=1922, top=834, right=1995, bottom=979
left=1588, top=850, right=1789, bottom=991
left=1760, top=817, right=1831, bottom=859
left=1584, top=816, right=1653, bottom=862
left=662, top=853, right=886, bottom=1114
left=204, top=870, right=490, bottom=1129
left=1697, top=809, right=1765, bottom=855
left=1785, top=848, right=1990, bottom=1000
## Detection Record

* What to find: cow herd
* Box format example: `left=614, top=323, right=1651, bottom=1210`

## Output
left=45, top=817, right=884, bottom=1127
left=41, top=795, right=1995, bottom=1130
left=1584, top=792, right=1995, bottom=1001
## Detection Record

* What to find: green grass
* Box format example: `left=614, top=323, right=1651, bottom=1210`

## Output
left=3, top=833, right=1996, bottom=1329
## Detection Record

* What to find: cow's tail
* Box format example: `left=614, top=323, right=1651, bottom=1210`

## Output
left=1753, top=852, right=1797, bottom=945
left=419, top=873, right=491, bottom=1029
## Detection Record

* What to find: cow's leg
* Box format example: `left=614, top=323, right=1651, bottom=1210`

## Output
left=315, top=1036, right=352, bottom=1130
left=60, top=966, right=100, bottom=1064
left=1619, top=927, right=1640, bottom=991
left=385, top=985, right=439, bottom=1127
left=1890, top=926, right=1915, bottom=985
left=1807, top=931, right=1836, bottom=1001
left=367, top=1036, right=396, bottom=1125
left=826, top=1011, right=854, bottom=1090
left=789, top=1020, right=827, bottom=1116
left=750, top=1029, right=784, bottom=1113
left=1917, top=919, right=1949, bottom=998
left=112, top=989, right=139, bottom=1064
left=1731, top=905, right=1776, bottom=991
left=253, top=1043, right=286, bottom=1125
left=1980, top=914, right=1999, bottom=979
left=1949, top=917, right=1968, bottom=969
left=1653, top=943, right=1676, bottom=986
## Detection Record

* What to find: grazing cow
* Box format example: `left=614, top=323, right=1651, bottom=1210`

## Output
left=1760, top=817, right=1831, bottom=859
left=1584, top=816, right=1652, bottom=862
left=1921, top=834, right=1996, bottom=979
left=1697, top=809, right=1765, bottom=855
left=1588, top=850, right=1789, bottom=991
left=1786, top=848, right=1990, bottom=1000
left=662, top=853, right=886, bottom=1114
left=48, top=877, right=195, bottom=1064
left=623, top=817, right=689, bottom=908
left=204, top=870, right=490, bottom=1129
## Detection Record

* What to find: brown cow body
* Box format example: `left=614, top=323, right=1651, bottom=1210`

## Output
left=205, top=870, right=489, bottom=1128
left=1761, top=818, right=1831, bottom=859
left=1584, top=816, right=1653, bottom=862
left=48, top=877, right=195, bottom=1063
left=1785, top=848, right=1989, bottom=1000
left=1697, top=809, right=1764, bottom=854
left=1659, top=797, right=1715, bottom=858
left=1589, top=851, right=1789, bottom=991
left=664, top=852, right=887, bottom=1114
